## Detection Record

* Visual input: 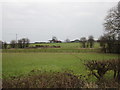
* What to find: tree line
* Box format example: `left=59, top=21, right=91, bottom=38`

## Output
left=0, top=35, right=95, bottom=49
left=1, top=38, right=30, bottom=49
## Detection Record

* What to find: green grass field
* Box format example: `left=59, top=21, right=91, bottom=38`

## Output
left=2, top=42, right=119, bottom=83
left=2, top=52, right=118, bottom=79
left=3, top=42, right=101, bottom=53
left=30, top=42, right=100, bottom=49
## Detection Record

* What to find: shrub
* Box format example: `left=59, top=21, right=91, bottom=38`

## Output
left=85, top=59, right=120, bottom=81
left=3, top=71, right=85, bottom=88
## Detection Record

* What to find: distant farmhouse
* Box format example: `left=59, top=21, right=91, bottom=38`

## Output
left=49, top=40, right=62, bottom=43
left=49, top=36, right=62, bottom=43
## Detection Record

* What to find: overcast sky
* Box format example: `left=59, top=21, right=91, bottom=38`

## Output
left=1, top=0, right=119, bottom=42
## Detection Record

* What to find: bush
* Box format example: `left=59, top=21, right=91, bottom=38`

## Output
left=3, top=70, right=85, bottom=88
left=85, top=59, right=120, bottom=81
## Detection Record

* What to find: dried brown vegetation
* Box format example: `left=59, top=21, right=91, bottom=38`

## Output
left=3, top=71, right=85, bottom=88
left=97, top=79, right=120, bottom=88
left=2, top=69, right=120, bottom=88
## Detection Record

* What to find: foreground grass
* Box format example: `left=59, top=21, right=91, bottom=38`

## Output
left=2, top=52, right=118, bottom=79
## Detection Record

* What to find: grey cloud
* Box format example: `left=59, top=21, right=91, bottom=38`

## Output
left=2, top=2, right=118, bottom=42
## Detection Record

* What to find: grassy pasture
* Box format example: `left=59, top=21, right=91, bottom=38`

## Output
left=2, top=42, right=119, bottom=82
left=3, top=48, right=100, bottom=53
left=3, top=42, right=101, bottom=53
left=2, top=52, right=118, bottom=80
left=30, top=42, right=100, bottom=49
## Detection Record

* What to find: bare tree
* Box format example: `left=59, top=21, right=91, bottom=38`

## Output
left=103, top=2, right=120, bottom=53
left=10, top=40, right=16, bottom=48
left=88, top=35, right=94, bottom=48
left=52, top=36, right=57, bottom=43
left=103, top=2, right=120, bottom=82
left=3, top=42, right=7, bottom=49
left=18, top=39, right=23, bottom=48
left=80, top=37, right=87, bottom=48
left=22, top=38, right=26, bottom=48
left=99, top=34, right=108, bottom=53
left=25, top=38, right=30, bottom=47
left=18, top=38, right=30, bottom=48
left=65, top=38, right=71, bottom=43
left=104, top=2, right=120, bottom=39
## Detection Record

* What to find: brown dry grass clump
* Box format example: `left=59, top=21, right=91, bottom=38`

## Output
left=97, top=79, right=120, bottom=88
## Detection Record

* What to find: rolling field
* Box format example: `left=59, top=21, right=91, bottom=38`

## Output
left=3, top=42, right=100, bottom=53
left=2, top=52, right=118, bottom=79
left=2, top=42, right=119, bottom=82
